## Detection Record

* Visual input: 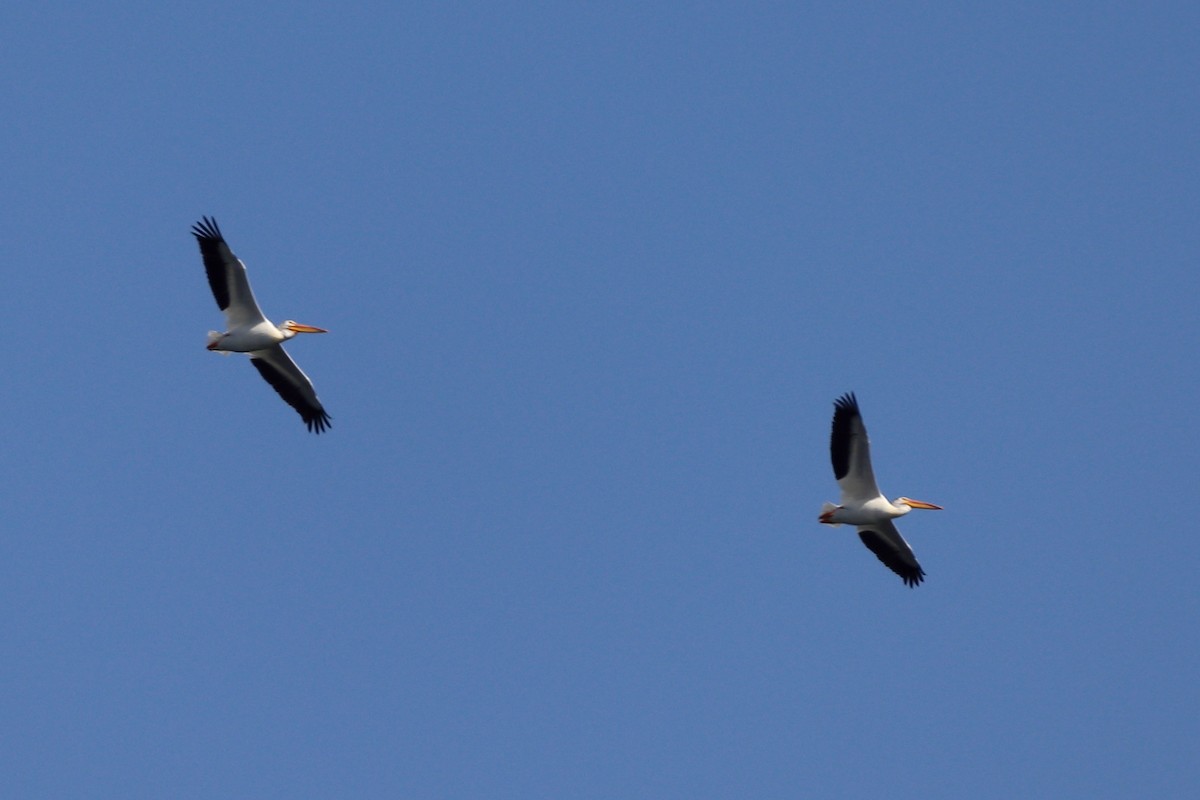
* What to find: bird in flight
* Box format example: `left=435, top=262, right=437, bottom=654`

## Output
left=819, top=393, right=941, bottom=586
left=192, top=216, right=332, bottom=433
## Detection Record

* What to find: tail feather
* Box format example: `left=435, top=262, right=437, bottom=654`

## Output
left=820, top=502, right=842, bottom=526
left=207, top=331, right=232, bottom=355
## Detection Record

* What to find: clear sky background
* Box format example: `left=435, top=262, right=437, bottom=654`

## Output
left=2, top=2, right=1197, bottom=797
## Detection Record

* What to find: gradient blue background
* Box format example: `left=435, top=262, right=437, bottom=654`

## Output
left=2, top=2, right=1197, bottom=797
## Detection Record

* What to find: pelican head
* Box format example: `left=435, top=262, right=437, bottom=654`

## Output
left=280, top=320, right=329, bottom=339
left=896, top=497, right=942, bottom=512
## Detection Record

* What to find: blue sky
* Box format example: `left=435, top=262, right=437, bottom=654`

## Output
left=2, top=2, right=1198, bottom=797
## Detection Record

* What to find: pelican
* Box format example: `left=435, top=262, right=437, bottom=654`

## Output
left=819, top=393, right=941, bottom=586
left=192, top=216, right=332, bottom=433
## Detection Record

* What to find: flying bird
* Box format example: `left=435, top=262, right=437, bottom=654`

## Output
left=819, top=392, right=941, bottom=586
left=192, top=216, right=332, bottom=433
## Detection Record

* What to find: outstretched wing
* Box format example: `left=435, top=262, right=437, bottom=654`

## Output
left=830, top=392, right=882, bottom=503
left=248, top=345, right=332, bottom=433
left=857, top=520, right=925, bottom=587
left=191, top=216, right=268, bottom=329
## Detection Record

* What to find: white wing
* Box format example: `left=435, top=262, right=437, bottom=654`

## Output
left=192, top=217, right=268, bottom=329
left=248, top=345, right=332, bottom=433
left=829, top=392, right=882, bottom=503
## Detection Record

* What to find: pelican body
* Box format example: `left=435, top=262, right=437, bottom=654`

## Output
left=207, top=319, right=326, bottom=354
left=193, top=217, right=332, bottom=433
left=820, top=392, right=941, bottom=586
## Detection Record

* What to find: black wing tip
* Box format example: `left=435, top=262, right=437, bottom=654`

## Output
left=193, top=215, right=231, bottom=310
left=858, top=529, right=926, bottom=588
left=191, top=215, right=224, bottom=242
left=249, top=357, right=332, bottom=435
left=830, top=391, right=861, bottom=481
left=305, top=412, right=333, bottom=434
left=833, top=392, right=859, bottom=413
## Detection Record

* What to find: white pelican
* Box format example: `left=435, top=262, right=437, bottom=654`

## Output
left=192, top=216, right=332, bottom=433
left=819, top=392, right=941, bottom=586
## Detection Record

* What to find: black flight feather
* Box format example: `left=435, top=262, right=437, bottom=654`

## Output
left=858, top=529, right=925, bottom=588
left=830, top=392, right=860, bottom=481
left=191, top=216, right=232, bottom=312
left=250, top=357, right=332, bottom=434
